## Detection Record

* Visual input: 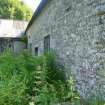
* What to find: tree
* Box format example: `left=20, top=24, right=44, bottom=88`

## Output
left=0, top=0, right=32, bottom=20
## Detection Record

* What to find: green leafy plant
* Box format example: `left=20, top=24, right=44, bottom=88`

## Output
left=0, top=50, right=81, bottom=105
left=30, top=52, right=81, bottom=105
left=0, top=50, right=40, bottom=105
left=64, top=77, right=80, bottom=103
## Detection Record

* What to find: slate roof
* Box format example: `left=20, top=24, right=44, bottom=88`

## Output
left=0, top=19, right=28, bottom=38
left=25, top=0, right=48, bottom=33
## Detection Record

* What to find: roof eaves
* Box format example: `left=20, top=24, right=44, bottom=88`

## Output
left=25, top=0, right=48, bottom=34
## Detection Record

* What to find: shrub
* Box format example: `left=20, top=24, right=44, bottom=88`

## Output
left=0, top=50, right=80, bottom=105
left=0, top=50, right=39, bottom=105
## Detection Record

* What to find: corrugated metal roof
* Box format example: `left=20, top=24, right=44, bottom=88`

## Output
left=0, top=19, right=28, bottom=38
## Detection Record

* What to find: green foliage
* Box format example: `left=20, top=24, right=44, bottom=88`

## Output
left=0, top=51, right=28, bottom=105
left=0, top=0, right=32, bottom=20
left=21, top=36, right=28, bottom=43
left=31, top=52, right=80, bottom=105
left=45, top=52, right=65, bottom=83
left=0, top=51, right=37, bottom=105
left=64, top=77, right=80, bottom=104
left=0, top=51, right=80, bottom=105
left=35, top=83, right=58, bottom=105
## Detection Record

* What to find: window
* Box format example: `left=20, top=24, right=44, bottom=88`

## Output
left=44, top=35, right=50, bottom=52
left=9, top=43, right=11, bottom=48
left=35, top=47, right=38, bottom=56
left=0, top=40, right=4, bottom=52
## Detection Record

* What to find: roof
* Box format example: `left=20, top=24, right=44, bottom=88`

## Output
left=0, top=19, right=28, bottom=38
left=25, top=0, right=48, bottom=33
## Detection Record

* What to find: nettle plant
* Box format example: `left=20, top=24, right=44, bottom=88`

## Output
left=0, top=50, right=81, bottom=105
left=31, top=52, right=81, bottom=105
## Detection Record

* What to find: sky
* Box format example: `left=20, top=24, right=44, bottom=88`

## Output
left=22, top=0, right=42, bottom=11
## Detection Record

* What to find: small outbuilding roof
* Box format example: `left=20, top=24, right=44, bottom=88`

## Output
left=0, top=19, right=28, bottom=38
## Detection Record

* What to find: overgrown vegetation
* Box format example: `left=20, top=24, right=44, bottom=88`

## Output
left=1, top=50, right=105, bottom=105
left=0, top=50, right=80, bottom=105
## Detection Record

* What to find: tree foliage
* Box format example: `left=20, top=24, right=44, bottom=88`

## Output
left=0, top=0, right=33, bottom=20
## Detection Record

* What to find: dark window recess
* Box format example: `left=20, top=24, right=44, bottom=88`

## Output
left=0, top=40, right=4, bottom=52
left=35, top=47, right=38, bottom=56
left=44, top=35, right=50, bottom=52
left=12, top=41, right=14, bottom=51
left=9, top=43, right=11, bottom=48
left=1, top=46, right=4, bottom=52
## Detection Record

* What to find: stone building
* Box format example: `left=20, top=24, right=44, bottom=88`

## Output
left=25, top=0, right=105, bottom=99
left=0, top=19, right=28, bottom=53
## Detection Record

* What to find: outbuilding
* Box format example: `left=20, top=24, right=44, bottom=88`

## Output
left=0, top=19, right=28, bottom=53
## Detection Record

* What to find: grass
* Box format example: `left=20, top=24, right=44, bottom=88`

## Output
left=0, top=50, right=105, bottom=105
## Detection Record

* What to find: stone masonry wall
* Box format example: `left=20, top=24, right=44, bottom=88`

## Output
left=27, top=0, right=105, bottom=99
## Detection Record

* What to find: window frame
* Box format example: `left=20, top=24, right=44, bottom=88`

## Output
left=44, top=35, right=50, bottom=53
